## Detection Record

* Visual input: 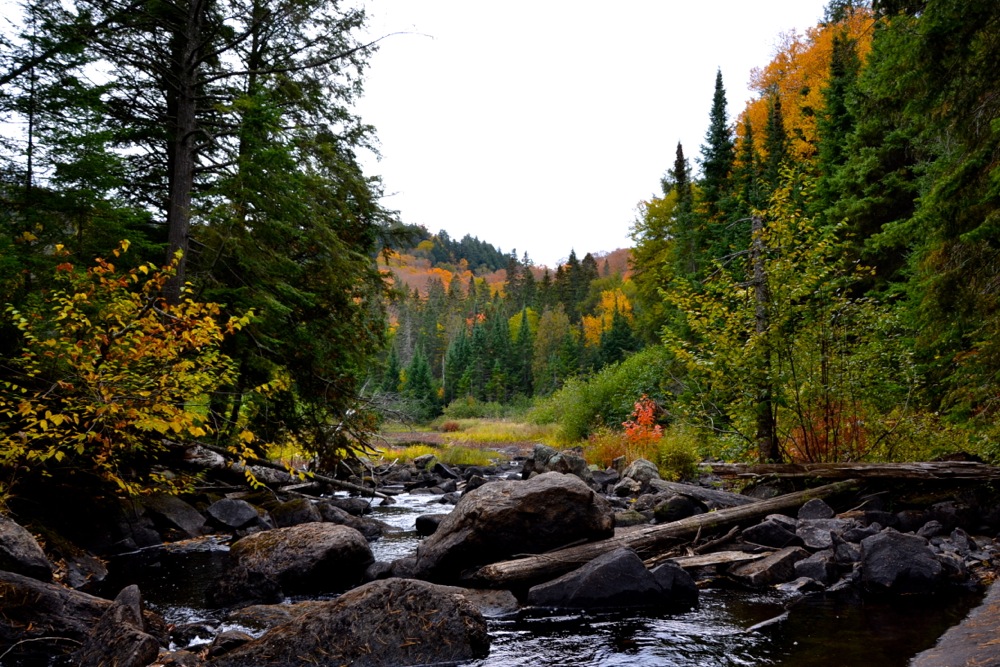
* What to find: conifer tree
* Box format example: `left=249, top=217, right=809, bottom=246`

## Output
left=699, top=69, right=736, bottom=224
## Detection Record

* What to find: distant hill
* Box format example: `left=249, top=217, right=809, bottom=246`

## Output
left=379, top=223, right=631, bottom=297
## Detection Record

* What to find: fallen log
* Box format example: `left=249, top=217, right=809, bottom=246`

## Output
left=464, top=479, right=858, bottom=588
left=708, top=461, right=1000, bottom=481
left=669, top=551, right=767, bottom=569
left=648, top=479, right=758, bottom=508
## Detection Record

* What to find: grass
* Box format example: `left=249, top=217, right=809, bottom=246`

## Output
left=373, top=443, right=508, bottom=467
left=438, top=419, right=560, bottom=446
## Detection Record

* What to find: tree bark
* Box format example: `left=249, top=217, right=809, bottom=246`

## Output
left=751, top=214, right=780, bottom=463
left=464, top=479, right=858, bottom=588
left=648, top=479, right=759, bottom=508
left=708, top=461, right=1000, bottom=481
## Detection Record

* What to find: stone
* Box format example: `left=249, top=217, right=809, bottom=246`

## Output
left=432, top=462, right=459, bottom=479
left=409, top=472, right=614, bottom=583
left=793, top=549, right=838, bottom=585
left=796, top=518, right=854, bottom=550
left=74, top=585, right=162, bottom=667
left=208, top=579, right=490, bottom=667
left=728, top=547, right=811, bottom=587
left=415, top=513, right=447, bottom=536
left=315, top=502, right=385, bottom=541
left=612, top=477, right=643, bottom=497
left=208, top=523, right=373, bottom=606
left=653, top=495, right=706, bottom=523
left=207, top=630, right=255, bottom=657
left=269, top=498, right=322, bottom=527
left=615, top=509, right=651, bottom=527
left=143, top=494, right=206, bottom=539
left=527, top=548, right=667, bottom=609
left=742, top=519, right=804, bottom=549
left=776, top=577, right=826, bottom=595
left=621, top=458, right=660, bottom=486
left=0, top=515, right=54, bottom=581
left=323, top=497, right=373, bottom=516
left=206, top=498, right=261, bottom=530
left=860, top=529, right=944, bottom=594
left=651, top=560, right=699, bottom=608
left=797, top=498, right=836, bottom=520
left=917, top=519, right=946, bottom=539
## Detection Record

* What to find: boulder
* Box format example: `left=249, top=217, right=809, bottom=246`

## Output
left=793, top=549, right=838, bottom=585
left=527, top=548, right=693, bottom=610
left=0, top=515, right=54, bottom=581
left=143, top=494, right=206, bottom=539
left=796, top=518, right=855, bottom=550
left=798, top=498, right=836, bottom=520
left=860, top=529, right=945, bottom=594
left=415, top=513, right=447, bottom=536
left=323, top=497, right=373, bottom=516
left=208, top=523, right=372, bottom=606
left=728, top=547, right=810, bottom=587
left=315, top=502, right=385, bottom=541
left=615, top=509, right=651, bottom=527
left=208, top=579, right=490, bottom=667
left=651, top=560, right=699, bottom=608
left=522, top=444, right=593, bottom=483
left=621, top=458, right=660, bottom=486
left=742, top=519, right=804, bottom=549
left=0, top=570, right=165, bottom=664
left=409, top=472, right=614, bottom=583
left=653, top=495, right=706, bottom=523
left=206, top=498, right=261, bottom=530
left=269, top=498, right=322, bottom=527
left=73, top=585, right=162, bottom=667
left=207, top=630, right=255, bottom=658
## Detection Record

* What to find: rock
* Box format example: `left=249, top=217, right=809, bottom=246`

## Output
left=0, top=571, right=165, bottom=664
left=896, top=509, right=930, bottom=533
left=621, top=458, right=660, bottom=486
left=917, top=519, right=946, bottom=539
left=207, top=498, right=261, bottom=530
left=432, top=462, right=459, bottom=479
left=324, top=497, right=373, bottom=516
left=776, top=577, right=826, bottom=595
left=73, top=585, right=162, bottom=667
left=615, top=509, right=651, bottom=527
left=742, top=519, right=804, bottom=549
left=860, top=529, right=944, bottom=594
left=410, top=472, right=614, bottom=583
left=415, top=513, right=447, bottom=536
left=793, top=549, right=838, bottom=585
left=728, top=547, right=811, bottom=587
left=269, top=498, right=322, bottom=527
left=315, top=502, right=385, bottom=541
left=651, top=560, right=699, bottom=608
left=653, top=495, right=706, bottom=523
left=527, top=548, right=673, bottom=609
left=143, top=494, right=206, bottom=539
left=157, top=649, right=206, bottom=666
left=411, top=453, right=436, bottom=469
left=522, top=444, right=593, bottom=483
left=208, top=579, right=490, bottom=667
left=797, top=498, right=836, bottom=520
left=612, top=477, right=643, bottom=497
left=208, top=630, right=255, bottom=657
left=183, top=445, right=228, bottom=470
left=796, top=518, right=855, bottom=550
left=591, top=468, right=620, bottom=491
left=464, top=474, right=488, bottom=494
left=0, top=515, right=54, bottom=581
left=208, top=523, right=373, bottom=606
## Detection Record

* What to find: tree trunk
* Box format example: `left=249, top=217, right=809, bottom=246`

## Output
left=464, top=479, right=858, bottom=589
left=751, top=214, right=780, bottom=462
left=708, top=461, right=1000, bottom=481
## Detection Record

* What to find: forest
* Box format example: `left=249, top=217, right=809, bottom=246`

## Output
left=1, top=0, right=999, bottom=505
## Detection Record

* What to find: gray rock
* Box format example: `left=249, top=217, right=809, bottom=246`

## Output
left=729, top=547, right=811, bottom=587
left=651, top=560, right=699, bottom=608
left=796, top=518, right=855, bottom=550
left=0, top=515, right=53, bottom=581
left=527, top=548, right=666, bottom=609
left=861, top=529, right=944, bottom=594
left=269, top=498, right=322, bottom=527
left=615, top=509, right=651, bottom=527
left=918, top=520, right=946, bottom=539
left=653, top=495, right=706, bottom=523
left=207, top=579, right=490, bottom=667
left=612, top=477, right=643, bottom=497
left=794, top=549, right=838, bottom=585
left=415, top=513, right=447, bottom=536
left=207, top=630, right=255, bottom=657
left=315, top=502, right=385, bottom=541
left=207, top=498, right=260, bottom=530
left=74, top=585, right=161, bottom=667
left=208, top=523, right=373, bottom=606
left=621, top=458, right=661, bottom=486
left=742, top=519, right=804, bottom=549
left=324, top=497, right=373, bottom=516
left=776, top=576, right=826, bottom=595
left=144, top=494, right=206, bottom=539
left=798, top=498, right=836, bottom=520
left=410, top=472, right=614, bottom=583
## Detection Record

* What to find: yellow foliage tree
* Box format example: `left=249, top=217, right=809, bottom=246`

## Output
left=0, top=242, right=253, bottom=500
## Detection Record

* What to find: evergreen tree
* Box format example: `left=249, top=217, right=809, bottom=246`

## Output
left=598, top=310, right=640, bottom=366
left=403, top=347, right=438, bottom=420
left=699, top=68, right=736, bottom=225
left=763, top=93, right=789, bottom=195
left=381, top=347, right=401, bottom=393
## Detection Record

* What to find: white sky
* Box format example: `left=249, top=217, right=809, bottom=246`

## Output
left=356, top=1, right=830, bottom=268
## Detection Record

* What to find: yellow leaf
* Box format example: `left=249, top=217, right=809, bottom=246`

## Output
left=239, top=430, right=254, bottom=444
left=188, top=426, right=206, bottom=438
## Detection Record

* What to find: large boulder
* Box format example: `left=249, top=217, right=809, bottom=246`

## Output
left=0, top=515, right=54, bottom=581
left=206, top=498, right=262, bottom=530
left=860, top=529, right=945, bottom=594
left=143, top=494, right=207, bottom=540
left=728, top=547, right=810, bottom=587
left=522, top=444, right=593, bottom=483
left=527, top=548, right=697, bottom=610
left=208, top=523, right=372, bottom=606
left=0, top=571, right=166, bottom=664
left=269, top=498, right=322, bottom=528
left=73, top=585, right=162, bottom=667
left=409, top=472, right=614, bottom=583
left=208, top=579, right=490, bottom=667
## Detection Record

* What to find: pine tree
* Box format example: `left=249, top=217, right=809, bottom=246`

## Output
left=699, top=69, right=736, bottom=224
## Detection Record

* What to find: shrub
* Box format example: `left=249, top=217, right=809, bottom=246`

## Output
left=441, top=421, right=461, bottom=433
left=654, top=425, right=702, bottom=481
left=442, top=397, right=505, bottom=420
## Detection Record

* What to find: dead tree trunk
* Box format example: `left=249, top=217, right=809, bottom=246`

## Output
left=751, top=214, right=780, bottom=463
left=708, top=461, right=1000, bottom=481
left=465, top=479, right=858, bottom=589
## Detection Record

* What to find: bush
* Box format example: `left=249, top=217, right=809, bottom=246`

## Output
left=654, top=425, right=702, bottom=481
left=441, top=421, right=461, bottom=433
left=442, top=397, right=506, bottom=420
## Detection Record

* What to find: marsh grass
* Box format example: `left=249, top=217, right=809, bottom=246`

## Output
left=374, top=443, right=508, bottom=467
left=439, top=419, right=560, bottom=446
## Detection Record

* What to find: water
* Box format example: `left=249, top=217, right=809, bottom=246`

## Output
left=99, top=493, right=981, bottom=666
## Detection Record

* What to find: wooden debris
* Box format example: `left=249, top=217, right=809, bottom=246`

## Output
left=465, top=479, right=859, bottom=588
left=708, top=461, right=1000, bottom=481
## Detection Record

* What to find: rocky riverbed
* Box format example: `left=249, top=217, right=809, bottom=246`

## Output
left=1, top=444, right=999, bottom=666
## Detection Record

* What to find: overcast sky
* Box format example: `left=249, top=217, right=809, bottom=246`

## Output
left=355, top=1, right=831, bottom=268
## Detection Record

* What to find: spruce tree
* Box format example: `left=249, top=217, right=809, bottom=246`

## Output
left=699, top=69, right=736, bottom=224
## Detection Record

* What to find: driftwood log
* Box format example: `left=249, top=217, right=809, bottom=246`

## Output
left=708, top=461, right=1000, bottom=481
left=464, top=479, right=859, bottom=588
left=648, top=479, right=759, bottom=508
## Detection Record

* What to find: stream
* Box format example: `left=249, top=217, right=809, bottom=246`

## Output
left=102, top=492, right=981, bottom=666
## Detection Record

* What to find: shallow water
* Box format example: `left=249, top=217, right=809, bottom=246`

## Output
left=97, top=493, right=981, bottom=667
